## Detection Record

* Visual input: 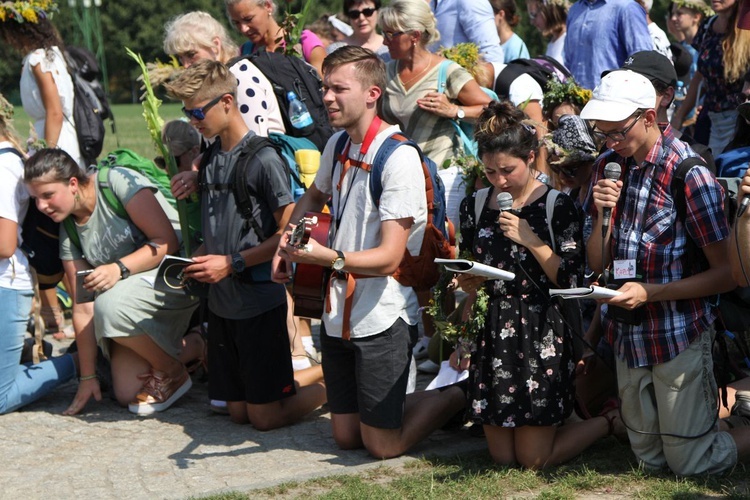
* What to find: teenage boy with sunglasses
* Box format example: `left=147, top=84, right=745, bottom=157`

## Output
left=581, top=70, right=750, bottom=475
left=164, top=59, right=326, bottom=429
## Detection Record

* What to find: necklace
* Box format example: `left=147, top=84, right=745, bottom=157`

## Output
left=398, top=54, right=433, bottom=87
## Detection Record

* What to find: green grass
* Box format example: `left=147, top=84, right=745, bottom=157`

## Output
left=12, top=102, right=184, bottom=160
left=191, top=438, right=750, bottom=499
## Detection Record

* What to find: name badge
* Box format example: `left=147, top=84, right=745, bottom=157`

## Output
left=613, top=259, right=637, bottom=279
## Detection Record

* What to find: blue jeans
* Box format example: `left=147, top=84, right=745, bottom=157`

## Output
left=0, top=286, right=76, bottom=414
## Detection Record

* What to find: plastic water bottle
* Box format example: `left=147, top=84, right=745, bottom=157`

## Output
left=287, top=91, right=313, bottom=129
left=673, top=81, right=687, bottom=111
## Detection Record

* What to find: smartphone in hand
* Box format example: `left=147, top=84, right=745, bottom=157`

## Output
left=75, top=269, right=96, bottom=304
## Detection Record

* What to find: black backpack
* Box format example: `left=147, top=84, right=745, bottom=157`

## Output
left=66, top=46, right=113, bottom=122
left=0, top=147, right=63, bottom=290
left=230, top=52, right=333, bottom=151
left=65, top=48, right=110, bottom=166
left=494, top=56, right=572, bottom=100
left=671, top=157, right=750, bottom=333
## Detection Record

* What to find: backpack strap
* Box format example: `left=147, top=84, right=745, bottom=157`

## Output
left=545, top=188, right=561, bottom=253
left=0, top=147, right=23, bottom=159
left=436, top=60, right=451, bottom=94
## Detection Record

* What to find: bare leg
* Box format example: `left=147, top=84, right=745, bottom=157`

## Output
left=358, top=385, right=466, bottom=459
left=484, top=425, right=517, bottom=465
left=179, top=329, right=205, bottom=367
left=109, top=342, right=153, bottom=406
left=512, top=416, right=612, bottom=469
left=227, top=380, right=327, bottom=429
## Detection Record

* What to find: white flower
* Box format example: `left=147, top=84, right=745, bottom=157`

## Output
left=526, top=378, right=539, bottom=391
left=540, top=346, right=556, bottom=359
left=472, top=399, right=488, bottom=412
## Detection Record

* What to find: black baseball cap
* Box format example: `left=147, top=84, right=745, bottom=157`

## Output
left=602, top=50, right=678, bottom=88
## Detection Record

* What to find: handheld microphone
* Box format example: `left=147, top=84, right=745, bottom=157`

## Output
left=496, top=192, right=518, bottom=254
left=601, top=162, right=622, bottom=237
left=739, top=196, right=750, bottom=218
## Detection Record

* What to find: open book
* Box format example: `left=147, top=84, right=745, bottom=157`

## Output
left=548, top=286, right=622, bottom=300
left=152, top=255, right=209, bottom=298
left=434, top=258, right=515, bottom=281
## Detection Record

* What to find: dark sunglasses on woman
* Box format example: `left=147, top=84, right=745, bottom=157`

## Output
left=347, top=7, right=376, bottom=19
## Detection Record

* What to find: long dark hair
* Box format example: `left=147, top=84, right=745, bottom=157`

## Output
left=0, top=16, right=64, bottom=56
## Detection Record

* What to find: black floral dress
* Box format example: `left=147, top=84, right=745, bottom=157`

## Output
left=459, top=186, right=584, bottom=427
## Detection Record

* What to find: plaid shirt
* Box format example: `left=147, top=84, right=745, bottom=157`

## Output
left=585, top=125, right=729, bottom=368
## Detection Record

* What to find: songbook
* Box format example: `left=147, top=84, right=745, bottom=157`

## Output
left=434, top=258, right=515, bottom=281
left=548, top=286, right=622, bottom=300
left=152, top=255, right=209, bottom=298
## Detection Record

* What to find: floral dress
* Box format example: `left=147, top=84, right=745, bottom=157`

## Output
left=459, top=186, right=584, bottom=427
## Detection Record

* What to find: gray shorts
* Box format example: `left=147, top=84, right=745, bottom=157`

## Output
left=320, top=318, right=417, bottom=429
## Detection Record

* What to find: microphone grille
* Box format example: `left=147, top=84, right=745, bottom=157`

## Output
left=603, top=162, right=621, bottom=181
left=496, top=192, right=513, bottom=211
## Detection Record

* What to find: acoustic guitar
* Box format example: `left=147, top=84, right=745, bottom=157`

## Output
left=288, top=212, right=332, bottom=318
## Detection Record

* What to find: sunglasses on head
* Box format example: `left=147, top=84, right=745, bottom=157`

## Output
left=347, top=7, right=376, bottom=19
left=181, top=93, right=233, bottom=121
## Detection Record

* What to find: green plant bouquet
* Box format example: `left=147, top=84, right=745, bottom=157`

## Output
left=126, top=47, right=193, bottom=256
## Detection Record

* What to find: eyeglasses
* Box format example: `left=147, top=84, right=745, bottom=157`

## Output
left=347, top=7, right=376, bottom=19
left=181, top=93, right=233, bottom=121
left=382, top=30, right=406, bottom=41
left=592, top=111, right=643, bottom=143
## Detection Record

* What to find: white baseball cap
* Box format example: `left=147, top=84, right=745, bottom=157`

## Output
left=580, top=70, right=656, bottom=122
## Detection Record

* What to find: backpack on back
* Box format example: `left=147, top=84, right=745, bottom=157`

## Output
left=268, top=132, right=313, bottom=201
left=65, top=52, right=107, bottom=167
left=671, top=157, right=750, bottom=333
left=66, top=46, right=113, bottom=122
left=231, top=52, right=333, bottom=151
left=333, top=132, right=456, bottom=291
left=0, top=147, right=64, bottom=290
left=494, top=56, right=572, bottom=100
left=63, top=149, right=179, bottom=251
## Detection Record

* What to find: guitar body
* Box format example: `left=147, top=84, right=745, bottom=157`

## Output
left=290, top=212, right=332, bottom=318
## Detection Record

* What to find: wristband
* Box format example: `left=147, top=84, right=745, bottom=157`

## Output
left=79, top=374, right=98, bottom=382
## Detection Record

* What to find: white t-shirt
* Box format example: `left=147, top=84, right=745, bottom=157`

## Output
left=545, top=33, right=566, bottom=67
left=0, top=143, right=32, bottom=290
left=490, top=62, right=545, bottom=108
left=315, top=126, right=427, bottom=338
left=20, top=47, right=84, bottom=167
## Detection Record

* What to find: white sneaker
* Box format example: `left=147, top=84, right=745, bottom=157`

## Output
left=417, top=359, right=440, bottom=374
left=413, top=337, right=430, bottom=360
left=210, top=399, right=229, bottom=415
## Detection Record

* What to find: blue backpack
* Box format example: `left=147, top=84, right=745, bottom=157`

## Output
left=332, top=132, right=456, bottom=290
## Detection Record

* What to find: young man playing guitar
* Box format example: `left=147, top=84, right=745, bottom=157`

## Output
left=272, top=46, right=466, bottom=459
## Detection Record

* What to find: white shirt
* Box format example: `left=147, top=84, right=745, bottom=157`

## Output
left=0, top=143, right=32, bottom=290
left=545, top=33, right=566, bottom=67
left=491, top=62, right=546, bottom=108
left=315, top=126, right=427, bottom=338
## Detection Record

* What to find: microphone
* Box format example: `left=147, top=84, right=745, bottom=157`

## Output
left=739, top=196, right=750, bottom=218
left=496, top=192, right=518, bottom=254
left=601, top=162, right=622, bottom=236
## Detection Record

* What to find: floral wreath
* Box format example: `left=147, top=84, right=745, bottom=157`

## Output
left=542, top=0, right=569, bottom=7
left=439, top=42, right=486, bottom=83
left=426, top=266, right=488, bottom=359
left=0, top=0, right=57, bottom=23
left=0, top=93, right=13, bottom=122
left=543, top=78, right=592, bottom=116
left=672, top=0, right=715, bottom=17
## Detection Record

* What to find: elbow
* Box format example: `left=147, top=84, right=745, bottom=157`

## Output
left=731, top=267, right=748, bottom=288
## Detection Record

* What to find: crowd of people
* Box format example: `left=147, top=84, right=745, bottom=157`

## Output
left=4, top=0, right=750, bottom=477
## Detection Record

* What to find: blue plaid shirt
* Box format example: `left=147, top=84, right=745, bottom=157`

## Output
left=585, top=126, right=729, bottom=367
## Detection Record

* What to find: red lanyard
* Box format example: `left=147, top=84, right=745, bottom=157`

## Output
left=336, top=116, right=382, bottom=191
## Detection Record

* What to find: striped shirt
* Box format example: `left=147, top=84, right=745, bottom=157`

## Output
left=585, top=125, right=729, bottom=367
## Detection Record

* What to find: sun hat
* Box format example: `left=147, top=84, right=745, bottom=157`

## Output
left=580, top=70, right=656, bottom=122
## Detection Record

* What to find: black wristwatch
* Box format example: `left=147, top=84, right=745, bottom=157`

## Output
left=231, top=253, right=246, bottom=274
left=115, top=259, right=130, bottom=280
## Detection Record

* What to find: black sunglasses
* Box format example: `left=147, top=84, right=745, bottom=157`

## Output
left=181, top=93, right=233, bottom=121
left=347, top=7, right=376, bottom=19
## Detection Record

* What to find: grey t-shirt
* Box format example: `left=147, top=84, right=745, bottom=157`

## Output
left=60, top=167, right=181, bottom=265
left=201, top=132, right=293, bottom=320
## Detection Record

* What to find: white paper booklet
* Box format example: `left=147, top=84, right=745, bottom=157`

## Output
left=425, top=361, right=469, bottom=391
left=434, top=258, right=515, bottom=281
left=548, top=285, right=622, bottom=300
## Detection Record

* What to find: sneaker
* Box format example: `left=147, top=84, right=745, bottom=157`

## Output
left=417, top=359, right=440, bottom=374
left=128, top=370, right=192, bottom=415
left=210, top=399, right=229, bottom=415
left=413, top=337, right=430, bottom=360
